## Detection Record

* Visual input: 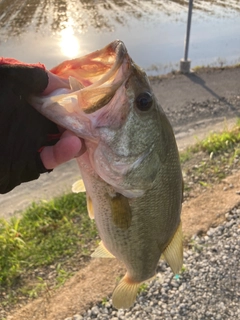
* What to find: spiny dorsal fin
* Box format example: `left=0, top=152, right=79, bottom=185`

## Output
left=69, top=76, right=85, bottom=91
left=72, top=179, right=86, bottom=193
left=163, top=221, right=183, bottom=274
left=87, top=195, right=94, bottom=219
left=91, top=241, right=115, bottom=259
left=112, top=274, right=140, bottom=309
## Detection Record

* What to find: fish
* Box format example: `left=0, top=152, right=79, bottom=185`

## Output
left=30, top=40, right=183, bottom=309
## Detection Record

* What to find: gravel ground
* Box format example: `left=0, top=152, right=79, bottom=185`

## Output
left=65, top=207, right=240, bottom=320
left=166, top=96, right=240, bottom=133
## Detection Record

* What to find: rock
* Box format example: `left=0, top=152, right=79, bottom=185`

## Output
left=73, top=315, right=83, bottom=320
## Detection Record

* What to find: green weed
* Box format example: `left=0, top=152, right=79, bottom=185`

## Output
left=179, top=148, right=194, bottom=163
left=0, top=192, right=97, bottom=294
left=0, top=217, right=26, bottom=286
left=180, top=265, right=187, bottom=273
left=138, top=283, right=148, bottom=294
left=55, top=264, right=73, bottom=288
left=20, top=277, right=50, bottom=299
left=197, top=125, right=240, bottom=155
left=101, top=296, right=108, bottom=306
left=179, top=120, right=240, bottom=163
left=199, top=181, right=208, bottom=187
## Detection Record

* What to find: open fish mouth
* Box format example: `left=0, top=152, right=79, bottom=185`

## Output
left=50, top=40, right=129, bottom=90
left=30, top=40, right=132, bottom=139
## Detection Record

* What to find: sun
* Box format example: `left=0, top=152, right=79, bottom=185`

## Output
left=60, top=26, right=80, bottom=58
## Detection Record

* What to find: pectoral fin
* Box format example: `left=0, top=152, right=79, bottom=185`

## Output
left=72, top=179, right=86, bottom=193
left=91, top=241, right=115, bottom=258
left=163, top=221, right=183, bottom=274
left=108, top=193, right=132, bottom=230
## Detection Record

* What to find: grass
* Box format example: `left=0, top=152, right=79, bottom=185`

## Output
left=0, top=193, right=98, bottom=309
left=1, top=118, right=240, bottom=313
left=197, top=120, right=240, bottom=154
left=180, top=119, right=240, bottom=163
left=180, top=120, right=240, bottom=194
left=138, top=283, right=148, bottom=294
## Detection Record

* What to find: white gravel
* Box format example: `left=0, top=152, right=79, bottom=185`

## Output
left=65, top=207, right=240, bottom=320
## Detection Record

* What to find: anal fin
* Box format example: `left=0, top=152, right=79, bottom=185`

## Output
left=91, top=241, right=115, bottom=259
left=163, top=221, right=183, bottom=274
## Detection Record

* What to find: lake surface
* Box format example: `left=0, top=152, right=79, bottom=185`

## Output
left=0, top=0, right=240, bottom=75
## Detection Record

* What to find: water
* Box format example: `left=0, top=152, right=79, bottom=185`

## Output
left=0, top=0, right=240, bottom=75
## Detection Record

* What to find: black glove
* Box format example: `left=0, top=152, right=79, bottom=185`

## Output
left=0, top=60, right=59, bottom=194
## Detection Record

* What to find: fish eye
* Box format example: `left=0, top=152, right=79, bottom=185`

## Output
left=135, top=92, right=153, bottom=111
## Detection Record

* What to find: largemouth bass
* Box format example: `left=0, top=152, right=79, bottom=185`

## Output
left=31, top=40, right=183, bottom=309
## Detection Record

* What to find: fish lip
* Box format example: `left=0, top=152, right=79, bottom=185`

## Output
left=111, top=40, right=128, bottom=60
left=79, top=41, right=131, bottom=115
left=78, top=40, right=129, bottom=93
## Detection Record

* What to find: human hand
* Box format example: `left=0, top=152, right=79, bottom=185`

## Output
left=0, top=58, right=83, bottom=193
left=40, top=71, right=85, bottom=169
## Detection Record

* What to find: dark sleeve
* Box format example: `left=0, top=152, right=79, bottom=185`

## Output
left=0, top=63, right=59, bottom=194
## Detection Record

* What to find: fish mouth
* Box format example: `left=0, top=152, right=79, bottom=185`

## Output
left=84, top=40, right=128, bottom=90
left=30, top=40, right=131, bottom=136
left=51, top=40, right=129, bottom=90
left=75, top=40, right=131, bottom=114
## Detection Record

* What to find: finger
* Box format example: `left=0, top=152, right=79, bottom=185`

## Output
left=40, top=132, right=83, bottom=169
left=60, top=130, right=87, bottom=157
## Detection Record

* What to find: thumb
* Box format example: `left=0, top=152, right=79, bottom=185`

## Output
left=40, top=131, right=84, bottom=170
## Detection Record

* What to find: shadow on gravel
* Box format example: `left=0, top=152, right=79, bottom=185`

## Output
left=185, top=73, right=237, bottom=111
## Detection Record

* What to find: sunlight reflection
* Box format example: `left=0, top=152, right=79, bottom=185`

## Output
left=60, top=26, right=80, bottom=58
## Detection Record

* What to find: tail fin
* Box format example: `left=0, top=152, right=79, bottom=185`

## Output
left=112, top=274, right=140, bottom=309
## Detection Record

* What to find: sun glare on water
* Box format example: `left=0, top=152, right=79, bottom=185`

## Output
left=60, top=26, right=80, bottom=58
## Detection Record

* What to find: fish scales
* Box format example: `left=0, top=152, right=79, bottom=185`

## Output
left=30, top=40, right=183, bottom=309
